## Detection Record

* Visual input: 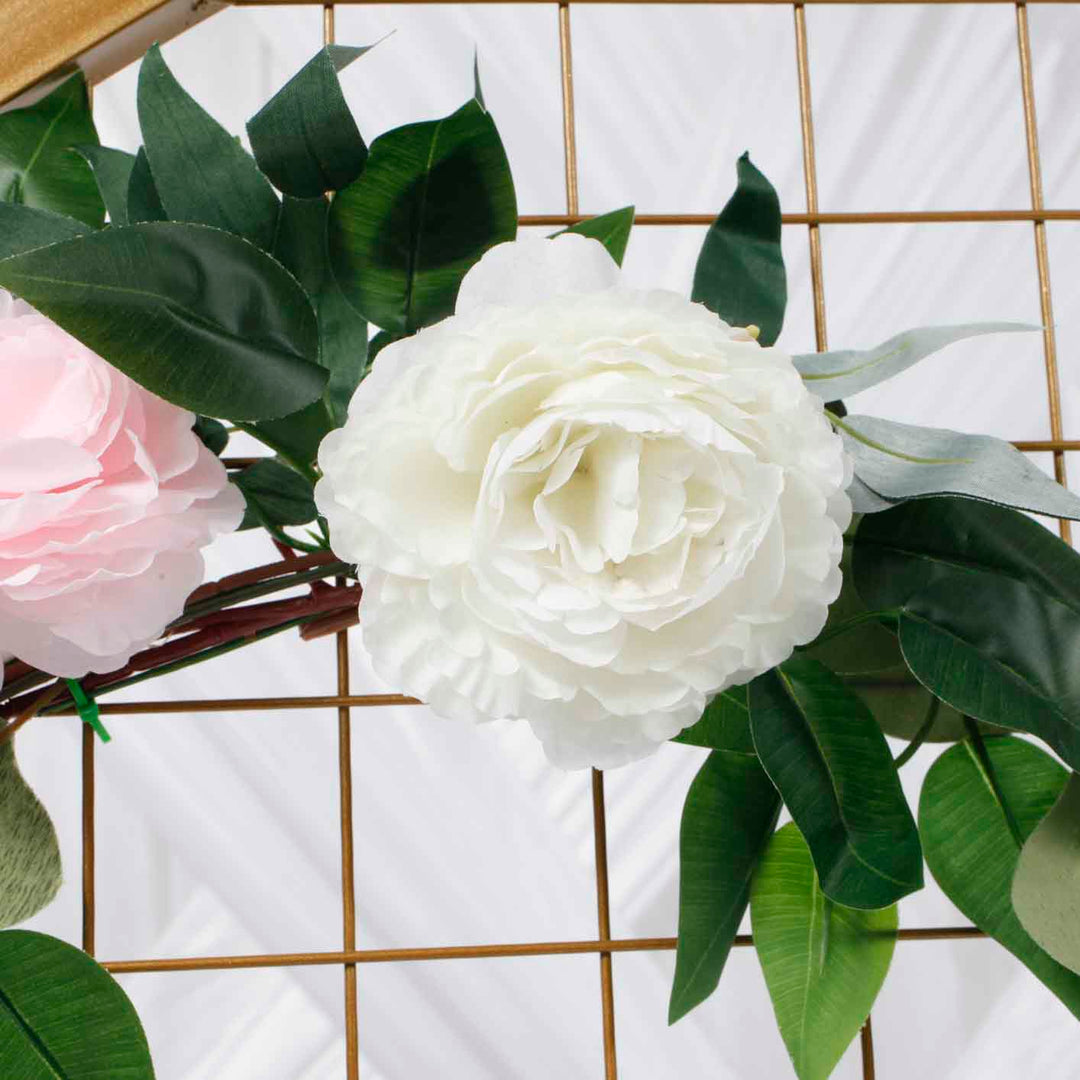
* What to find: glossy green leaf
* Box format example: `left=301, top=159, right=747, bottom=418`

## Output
left=247, top=44, right=373, bottom=198
left=751, top=824, right=897, bottom=1080
left=0, top=741, right=61, bottom=929
left=0, top=222, right=324, bottom=421
left=0, top=202, right=87, bottom=259
left=138, top=45, right=279, bottom=248
left=749, top=655, right=923, bottom=908
left=669, top=750, right=780, bottom=1022
left=837, top=413, right=1080, bottom=520
left=126, top=147, right=165, bottom=224
left=329, top=99, right=517, bottom=333
left=672, top=686, right=754, bottom=753
left=920, top=736, right=1080, bottom=1017
left=851, top=673, right=986, bottom=744
left=73, top=145, right=136, bottom=226
left=1012, top=773, right=1080, bottom=974
left=0, top=929, right=155, bottom=1077
left=795, top=323, right=1036, bottom=401
left=235, top=459, right=317, bottom=530
left=0, top=72, right=104, bottom=227
left=473, top=51, right=486, bottom=111
left=692, top=153, right=785, bottom=346
left=193, top=416, right=228, bottom=457
left=553, top=206, right=635, bottom=267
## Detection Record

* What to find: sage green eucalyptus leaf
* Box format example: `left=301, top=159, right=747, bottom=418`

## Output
left=672, top=686, right=754, bottom=753
left=0, top=222, right=324, bottom=421
left=553, top=206, right=635, bottom=267
left=234, top=459, right=317, bottom=530
left=73, top=145, right=136, bottom=225
left=0, top=929, right=155, bottom=1078
left=0, top=72, right=104, bottom=227
left=748, top=655, right=923, bottom=908
left=669, top=750, right=780, bottom=1023
left=1012, top=773, right=1080, bottom=974
left=795, top=323, right=1037, bottom=401
left=247, top=44, right=373, bottom=198
left=138, top=44, right=279, bottom=248
left=750, top=823, right=898, bottom=1080
left=328, top=99, right=517, bottom=333
left=0, top=742, right=61, bottom=929
left=837, top=413, right=1080, bottom=521
left=126, top=147, right=166, bottom=224
left=920, top=736, right=1080, bottom=1017
left=0, top=202, right=88, bottom=259
left=692, top=153, right=785, bottom=346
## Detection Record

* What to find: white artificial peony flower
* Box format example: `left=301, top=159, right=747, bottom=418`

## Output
left=317, top=235, right=851, bottom=769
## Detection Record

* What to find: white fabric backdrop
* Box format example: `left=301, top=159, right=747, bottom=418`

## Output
left=14, top=3, right=1080, bottom=1076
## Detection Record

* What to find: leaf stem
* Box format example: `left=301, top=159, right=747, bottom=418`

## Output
left=893, top=696, right=941, bottom=768
left=798, top=609, right=899, bottom=650
left=964, top=718, right=1025, bottom=849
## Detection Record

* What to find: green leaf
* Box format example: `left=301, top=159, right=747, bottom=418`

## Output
left=126, top=147, right=165, bottom=224
left=0, top=221, right=324, bottom=422
left=473, top=51, right=486, bottom=111
left=751, top=824, right=897, bottom=1080
left=672, top=686, right=754, bottom=753
left=748, top=655, right=923, bottom=908
left=836, top=413, right=1080, bottom=521
left=919, top=736, right=1080, bottom=1017
left=328, top=99, right=517, bottom=333
left=72, top=145, right=136, bottom=226
left=0, top=202, right=88, bottom=259
left=1012, top=773, right=1080, bottom=974
left=691, top=152, right=785, bottom=346
left=137, top=44, right=279, bottom=249
left=669, top=750, right=780, bottom=1022
left=851, top=673, right=989, bottom=744
left=192, top=416, right=228, bottom=457
left=795, top=323, right=1037, bottom=401
left=0, top=741, right=61, bottom=929
left=234, top=459, right=317, bottom=530
left=0, top=72, right=104, bottom=228
left=0, top=929, right=155, bottom=1077
left=247, top=44, right=373, bottom=198
left=553, top=207, right=634, bottom=267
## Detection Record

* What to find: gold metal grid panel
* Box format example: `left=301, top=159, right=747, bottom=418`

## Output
left=73, top=2, right=1079, bottom=1078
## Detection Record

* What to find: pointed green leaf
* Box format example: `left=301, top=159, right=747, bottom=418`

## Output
left=669, top=750, right=780, bottom=1022
left=692, top=152, right=785, bottom=345
left=672, top=686, right=754, bottom=753
left=0, top=202, right=88, bottom=259
left=749, top=655, right=923, bottom=908
left=72, top=145, right=136, bottom=226
left=473, top=51, right=486, bottom=111
left=126, top=147, right=165, bottom=224
left=553, top=207, right=635, bottom=267
left=192, top=416, right=228, bottom=457
left=247, top=44, right=373, bottom=198
left=0, top=222, right=324, bottom=421
left=328, top=99, right=517, bottom=333
left=920, top=736, right=1080, bottom=1017
left=0, top=741, right=61, bottom=929
left=0, top=72, right=104, bottom=227
left=795, top=323, right=1037, bottom=401
left=751, top=823, right=897, bottom=1080
left=138, top=44, right=279, bottom=248
left=235, top=459, right=317, bottom=530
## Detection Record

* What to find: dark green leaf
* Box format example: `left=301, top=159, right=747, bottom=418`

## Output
left=126, top=147, right=165, bottom=224
left=473, top=51, right=486, bottom=111
left=553, top=207, right=635, bottom=267
left=851, top=672, right=990, bottom=744
left=138, top=44, right=279, bottom=248
left=0, top=222, right=324, bottom=421
left=692, top=152, right=785, bottom=346
left=669, top=750, right=780, bottom=1022
left=751, top=824, right=897, bottom=1080
left=368, top=328, right=404, bottom=365
left=920, top=736, right=1080, bottom=1017
left=72, top=145, right=135, bottom=226
left=0, top=741, right=61, bottom=929
left=1013, top=773, right=1080, bottom=974
left=672, top=686, right=754, bottom=753
left=748, top=655, right=923, bottom=908
left=0, top=72, right=104, bottom=227
left=0, top=929, right=155, bottom=1077
left=329, top=99, right=517, bottom=333
left=238, top=403, right=330, bottom=478
left=247, top=45, right=373, bottom=198
left=193, top=416, right=228, bottom=457
left=0, top=202, right=87, bottom=259
left=234, top=459, right=317, bottom=530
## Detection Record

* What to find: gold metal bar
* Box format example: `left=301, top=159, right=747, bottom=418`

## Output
left=82, top=725, right=96, bottom=956
left=861, top=1018, right=877, bottom=1080
left=47, top=694, right=422, bottom=715
left=518, top=209, right=1080, bottom=226
left=101, top=926, right=986, bottom=975
left=338, top=634, right=360, bottom=1072
left=323, top=1, right=335, bottom=42
left=592, top=770, right=618, bottom=1080
left=1016, top=2, right=1071, bottom=543
left=558, top=1, right=579, bottom=218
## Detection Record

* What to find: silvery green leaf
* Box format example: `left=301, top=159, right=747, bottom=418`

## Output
left=796, top=323, right=1038, bottom=401
left=847, top=473, right=895, bottom=514
left=839, top=413, right=1080, bottom=520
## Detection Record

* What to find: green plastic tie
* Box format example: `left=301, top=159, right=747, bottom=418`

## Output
left=64, top=679, right=111, bottom=743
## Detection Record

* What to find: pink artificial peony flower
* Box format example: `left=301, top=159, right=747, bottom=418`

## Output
left=0, top=290, right=244, bottom=684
